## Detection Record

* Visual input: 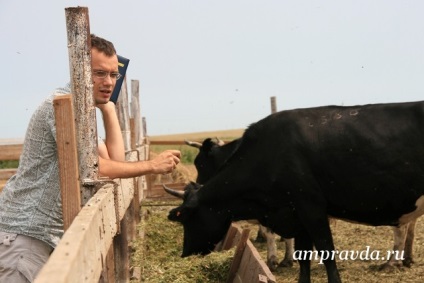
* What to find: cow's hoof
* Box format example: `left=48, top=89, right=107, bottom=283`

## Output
left=403, top=257, right=414, bottom=268
left=278, top=259, right=294, bottom=268
left=267, top=256, right=279, bottom=271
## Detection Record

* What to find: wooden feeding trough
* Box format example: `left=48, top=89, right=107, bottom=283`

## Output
left=219, top=223, right=276, bottom=283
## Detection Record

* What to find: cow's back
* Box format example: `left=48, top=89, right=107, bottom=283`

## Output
left=210, top=101, right=424, bottom=226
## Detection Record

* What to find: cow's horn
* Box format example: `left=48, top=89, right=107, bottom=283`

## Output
left=163, top=184, right=185, bottom=199
left=185, top=139, right=202, bottom=148
left=215, top=137, right=225, bottom=146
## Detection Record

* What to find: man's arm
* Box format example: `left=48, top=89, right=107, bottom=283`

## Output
left=97, top=101, right=125, bottom=161
left=98, top=149, right=181, bottom=179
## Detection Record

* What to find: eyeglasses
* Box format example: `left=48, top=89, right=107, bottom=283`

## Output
left=92, top=70, right=122, bottom=80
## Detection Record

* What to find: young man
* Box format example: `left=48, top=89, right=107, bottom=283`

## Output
left=0, top=34, right=181, bottom=283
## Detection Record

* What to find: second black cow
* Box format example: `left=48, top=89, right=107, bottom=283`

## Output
left=185, top=137, right=294, bottom=270
left=184, top=137, right=417, bottom=271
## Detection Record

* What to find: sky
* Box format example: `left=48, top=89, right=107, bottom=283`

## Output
left=1, top=1, right=424, bottom=139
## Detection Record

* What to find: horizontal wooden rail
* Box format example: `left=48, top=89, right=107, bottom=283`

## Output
left=145, top=182, right=186, bottom=200
left=149, top=139, right=232, bottom=146
left=34, top=184, right=118, bottom=283
left=0, top=168, right=17, bottom=180
left=0, top=144, right=23, bottom=160
left=34, top=175, right=137, bottom=282
left=0, top=169, right=18, bottom=192
left=149, top=140, right=194, bottom=145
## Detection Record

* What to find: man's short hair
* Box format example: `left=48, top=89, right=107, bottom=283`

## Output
left=91, top=34, right=116, bottom=56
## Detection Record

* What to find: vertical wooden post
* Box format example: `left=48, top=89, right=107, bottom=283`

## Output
left=100, top=246, right=116, bottom=283
left=53, top=94, right=81, bottom=230
left=142, top=117, right=147, bottom=142
left=116, top=77, right=131, bottom=151
left=130, top=80, right=143, bottom=146
left=130, top=118, right=136, bottom=150
left=270, top=96, right=277, bottom=114
left=115, top=78, right=132, bottom=282
left=129, top=83, right=142, bottom=221
left=65, top=7, right=99, bottom=204
left=113, top=219, right=130, bottom=282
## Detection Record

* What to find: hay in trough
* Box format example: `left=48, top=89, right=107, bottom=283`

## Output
left=131, top=204, right=234, bottom=283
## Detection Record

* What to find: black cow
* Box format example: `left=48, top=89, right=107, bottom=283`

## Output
left=185, top=137, right=294, bottom=270
left=185, top=137, right=417, bottom=271
left=165, top=101, right=424, bottom=283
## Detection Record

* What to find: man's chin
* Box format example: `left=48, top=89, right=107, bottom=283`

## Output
left=95, top=98, right=110, bottom=105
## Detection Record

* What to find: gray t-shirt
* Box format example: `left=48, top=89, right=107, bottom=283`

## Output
left=0, top=86, right=71, bottom=248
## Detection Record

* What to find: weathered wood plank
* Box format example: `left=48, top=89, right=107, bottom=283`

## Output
left=113, top=215, right=130, bottom=282
left=65, top=7, right=99, bottom=187
left=227, top=229, right=250, bottom=283
left=34, top=184, right=117, bottom=283
left=220, top=223, right=239, bottom=251
left=130, top=80, right=143, bottom=146
left=145, top=183, right=186, bottom=200
left=217, top=223, right=276, bottom=283
left=236, top=241, right=276, bottom=283
left=0, top=168, right=17, bottom=180
left=116, top=76, right=131, bottom=151
left=0, top=181, right=6, bottom=193
left=0, top=144, right=22, bottom=160
left=149, top=140, right=189, bottom=145
left=115, top=178, right=135, bottom=221
left=54, top=94, right=81, bottom=230
left=130, top=118, right=136, bottom=150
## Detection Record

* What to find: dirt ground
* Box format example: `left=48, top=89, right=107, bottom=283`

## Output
left=245, top=218, right=424, bottom=283
left=135, top=203, right=424, bottom=283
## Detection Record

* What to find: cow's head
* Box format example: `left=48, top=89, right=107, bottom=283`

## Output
left=185, top=138, right=229, bottom=184
left=164, top=182, right=231, bottom=257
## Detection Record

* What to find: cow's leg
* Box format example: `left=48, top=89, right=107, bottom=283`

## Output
left=308, top=222, right=341, bottom=283
left=379, top=223, right=408, bottom=270
left=297, top=203, right=341, bottom=283
left=258, top=225, right=279, bottom=271
left=279, top=238, right=295, bottom=267
left=255, top=225, right=266, bottom=243
left=295, top=230, right=313, bottom=283
left=403, top=218, right=416, bottom=267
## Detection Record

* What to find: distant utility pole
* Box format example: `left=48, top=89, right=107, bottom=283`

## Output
left=270, top=96, right=277, bottom=113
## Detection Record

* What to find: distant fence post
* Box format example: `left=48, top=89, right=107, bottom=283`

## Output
left=131, top=80, right=143, bottom=147
left=270, top=96, right=277, bottom=114
left=65, top=7, right=100, bottom=204
left=116, top=76, right=131, bottom=152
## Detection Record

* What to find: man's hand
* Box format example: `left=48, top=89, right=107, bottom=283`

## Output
left=96, top=101, right=115, bottom=113
left=149, top=150, right=181, bottom=174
